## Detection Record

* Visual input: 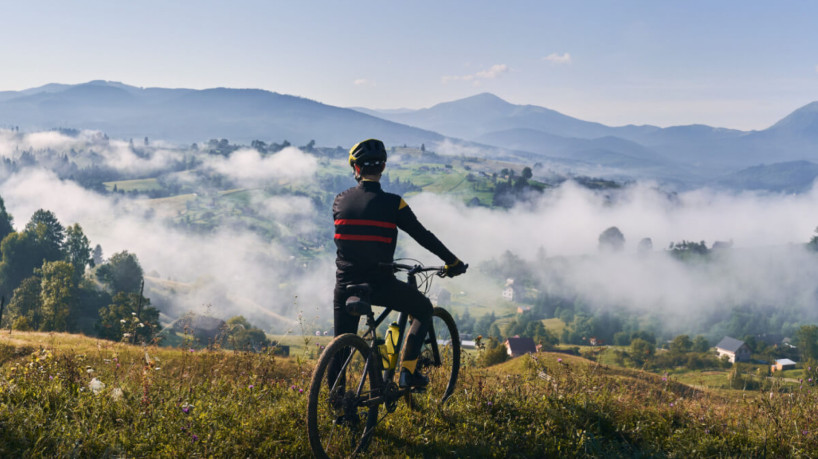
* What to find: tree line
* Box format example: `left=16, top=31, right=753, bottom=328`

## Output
left=0, top=195, right=159, bottom=342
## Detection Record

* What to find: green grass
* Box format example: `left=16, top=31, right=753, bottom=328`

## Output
left=2, top=332, right=818, bottom=456
left=104, top=178, right=162, bottom=192
left=542, top=317, right=567, bottom=336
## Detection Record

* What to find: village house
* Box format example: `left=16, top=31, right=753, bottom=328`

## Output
left=504, top=336, right=537, bottom=357
left=771, top=358, right=796, bottom=372
left=715, top=336, right=751, bottom=363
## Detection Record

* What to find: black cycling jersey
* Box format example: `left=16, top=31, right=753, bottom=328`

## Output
left=333, top=180, right=456, bottom=285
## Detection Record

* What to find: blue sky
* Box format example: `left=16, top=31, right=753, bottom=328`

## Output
left=3, top=1, right=818, bottom=130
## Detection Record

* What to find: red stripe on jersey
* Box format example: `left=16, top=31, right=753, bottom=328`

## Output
left=334, top=219, right=397, bottom=229
left=334, top=234, right=393, bottom=244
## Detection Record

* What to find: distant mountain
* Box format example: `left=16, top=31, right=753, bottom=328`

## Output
left=368, top=94, right=818, bottom=176
left=4, top=81, right=818, bottom=190
left=765, top=102, right=818, bottom=139
left=364, top=92, right=642, bottom=141
left=0, top=81, right=446, bottom=147
left=716, top=160, right=818, bottom=192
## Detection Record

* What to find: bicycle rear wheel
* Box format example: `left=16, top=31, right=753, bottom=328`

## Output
left=307, top=333, right=381, bottom=458
left=414, top=307, right=460, bottom=405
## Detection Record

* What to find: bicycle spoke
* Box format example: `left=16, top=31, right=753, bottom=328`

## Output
left=308, top=333, right=381, bottom=458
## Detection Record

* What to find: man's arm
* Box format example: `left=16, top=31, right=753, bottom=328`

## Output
left=396, top=199, right=458, bottom=264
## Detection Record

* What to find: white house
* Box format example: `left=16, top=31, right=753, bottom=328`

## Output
left=715, top=336, right=751, bottom=363
left=772, top=358, right=796, bottom=372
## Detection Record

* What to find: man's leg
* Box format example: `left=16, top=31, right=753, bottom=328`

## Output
left=330, top=285, right=361, bottom=390
left=370, top=277, right=433, bottom=386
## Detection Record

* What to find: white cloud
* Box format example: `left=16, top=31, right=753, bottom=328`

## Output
left=205, top=147, right=318, bottom=185
left=397, top=182, right=818, bottom=330
left=353, top=78, right=375, bottom=86
left=544, top=52, right=572, bottom=64
left=442, top=64, right=509, bottom=84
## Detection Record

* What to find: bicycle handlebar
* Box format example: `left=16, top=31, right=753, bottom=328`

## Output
left=379, top=261, right=446, bottom=276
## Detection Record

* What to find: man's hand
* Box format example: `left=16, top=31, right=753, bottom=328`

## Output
left=443, top=259, right=468, bottom=277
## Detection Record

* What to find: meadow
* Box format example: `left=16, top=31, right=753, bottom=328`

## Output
left=1, top=331, right=817, bottom=457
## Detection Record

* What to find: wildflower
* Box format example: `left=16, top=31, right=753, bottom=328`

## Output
left=662, top=376, right=668, bottom=382
left=299, top=388, right=304, bottom=394
left=86, top=368, right=95, bottom=374
left=291, top=385, right=296, bottom=390
left=120, top=319, right=127, bottom=324
left=191, top=434, right=199, bottom=442
left=111, top=388, right=124, bottom=402
left=123, top=333, right=132, bottom=338
left=137, top=323, right=145, bottom=328
left=182, top=403, right=193, bottom=413
left=248, top=384, right=254, bottom=389
left=315, top=331, right=320, bottom=336
left=189, top=348, right=195, bottom=353
left=487, top=401, right=493, bottom=406
left=89, top=378, right=106, bottom=394
left=132, top=312, right=137, bottom=316
left=557, top=358, right=563, bottom=363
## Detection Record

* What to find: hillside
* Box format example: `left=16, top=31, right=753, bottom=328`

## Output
left=717, top=160, right=818, bottom=192
left=1, top=332, right=816, bottom=457
left=0, top=81, right=446, bottom=147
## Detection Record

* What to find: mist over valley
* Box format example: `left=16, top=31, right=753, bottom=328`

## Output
left=1, top=82, right=818, bottom=348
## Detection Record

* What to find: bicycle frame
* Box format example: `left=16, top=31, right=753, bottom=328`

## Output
left=308, top=261, right=460, bottom=457
left=361, top=263, right=444, bottom=392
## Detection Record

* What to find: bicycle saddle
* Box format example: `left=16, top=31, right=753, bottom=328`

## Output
left=345, top=283, right=372, bottom=316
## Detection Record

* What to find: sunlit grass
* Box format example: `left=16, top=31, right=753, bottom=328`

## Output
left=1, top=332, right=817, bottom=457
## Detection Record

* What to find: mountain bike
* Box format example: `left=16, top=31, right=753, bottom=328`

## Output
left=307, top=261, right=461, bottom=458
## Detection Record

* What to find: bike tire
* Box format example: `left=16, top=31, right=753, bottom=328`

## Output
left=307, top=333, right=381, bottom=458
left=414, top=306, right=461, bottom=406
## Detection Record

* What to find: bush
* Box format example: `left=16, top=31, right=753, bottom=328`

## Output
left=478, top=337, right=509, bottom=367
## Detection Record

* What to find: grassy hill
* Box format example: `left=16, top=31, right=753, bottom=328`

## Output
left=1, top=332, right=816, bottom=457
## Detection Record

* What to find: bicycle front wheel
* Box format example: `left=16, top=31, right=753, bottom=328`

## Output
left=416, top=307, right=461, bottom=405
left=307, top=333, right=381, bottom=458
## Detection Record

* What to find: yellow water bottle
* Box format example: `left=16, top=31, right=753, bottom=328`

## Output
left=384, top=322, right=400, bottom=370
left=375, top=339, right=390, bottom=369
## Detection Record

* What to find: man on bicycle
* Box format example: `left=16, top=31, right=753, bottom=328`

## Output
left=333, top=138, right=467, bottom=388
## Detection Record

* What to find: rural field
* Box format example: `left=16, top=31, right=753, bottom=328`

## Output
left=1, top=331, right=816, bottom=457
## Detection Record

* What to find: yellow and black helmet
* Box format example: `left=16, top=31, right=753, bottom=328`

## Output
left=348, top=138, right=387, bottom=167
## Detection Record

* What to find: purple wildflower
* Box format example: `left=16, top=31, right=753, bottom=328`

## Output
left=248, top=384, right=254, bottom=389
left=191, top=434, right=199, bottom=442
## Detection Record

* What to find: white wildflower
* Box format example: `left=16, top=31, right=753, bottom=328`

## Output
left=89, top=378, right=106, bottom=394
left=111, top=387, right=124, bottom=401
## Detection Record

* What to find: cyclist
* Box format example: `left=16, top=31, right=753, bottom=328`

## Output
left=333, top=138, right=467, bottom=388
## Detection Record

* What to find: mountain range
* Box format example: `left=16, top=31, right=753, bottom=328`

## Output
left=1, top=80, right=818, bottom=190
